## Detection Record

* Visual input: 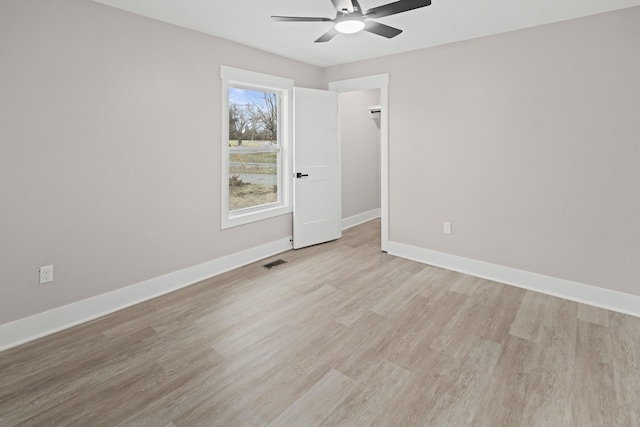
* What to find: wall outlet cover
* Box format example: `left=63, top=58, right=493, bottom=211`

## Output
left=444, top=222, right=452, bottom=234
left=40, top=265, right=53, bottom=284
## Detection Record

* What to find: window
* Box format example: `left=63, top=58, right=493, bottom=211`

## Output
left=221, top=66, right=293, bottom=229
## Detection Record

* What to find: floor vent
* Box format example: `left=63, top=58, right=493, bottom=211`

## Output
left=263, top=259, right=287, bottom=269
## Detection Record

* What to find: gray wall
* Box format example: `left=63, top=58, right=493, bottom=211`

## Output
left=340, top=89, right=381, bottom=219
left=0, top=0, right=323, bottom=324
left=325, top=7, right=640, bottom=297
left=1, top=0, right=638, bottom=327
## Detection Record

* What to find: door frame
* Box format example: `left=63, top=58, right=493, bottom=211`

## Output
left=328, top=74, right=389, bottom=252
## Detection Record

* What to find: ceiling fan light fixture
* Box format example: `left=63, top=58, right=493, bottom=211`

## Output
left=334, top=18, right=365, bottom=34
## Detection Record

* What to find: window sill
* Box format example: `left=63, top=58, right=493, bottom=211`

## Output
left=221, top=203, right=291, bottom=229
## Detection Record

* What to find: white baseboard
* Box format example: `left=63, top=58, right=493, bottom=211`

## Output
left=342, top=208, right=381, bottom=230
left=387, top=241, right=640, bottom=318
left=7, top=233, right=635, bottom=353
left=0, top=237, right=293, bottom=352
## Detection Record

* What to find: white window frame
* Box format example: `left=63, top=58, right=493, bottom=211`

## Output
left=221, top=66, right=293, bottom=229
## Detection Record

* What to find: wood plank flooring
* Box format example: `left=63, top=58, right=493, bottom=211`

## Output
left=1, top=219, right=639, bottom=426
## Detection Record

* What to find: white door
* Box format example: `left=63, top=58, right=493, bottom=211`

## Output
left=293, top=87, right=341, bottom=249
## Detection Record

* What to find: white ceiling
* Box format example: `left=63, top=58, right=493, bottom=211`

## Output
left=93, top=0, right=640, bottom=67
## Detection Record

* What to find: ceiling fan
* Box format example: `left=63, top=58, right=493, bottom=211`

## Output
left=271, top=0, right=432, bottom=43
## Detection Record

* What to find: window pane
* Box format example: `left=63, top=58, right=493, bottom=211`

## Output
left=228, top=85, right=279, bottom=212
left=228, top=151, right=278, bottom=211
left=229, top=87, right=278, bottom=146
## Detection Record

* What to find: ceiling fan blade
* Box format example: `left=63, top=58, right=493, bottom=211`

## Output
left=364, top=21, right=403, bottom=38
left=331, top=0, right=354, bottom=13
left=364, top=0, right=431, bottom=19
left=315, top=28, right=339, bottom=43
left=271, top=16, right=333, bottom=22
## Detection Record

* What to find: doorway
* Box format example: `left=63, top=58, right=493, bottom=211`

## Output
left=329, top=74, right=389, bottom=251
left=339, top=89, right=381, bottom=228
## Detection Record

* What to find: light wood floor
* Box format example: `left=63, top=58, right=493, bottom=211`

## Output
left=1, top=219, right=639, bottom=426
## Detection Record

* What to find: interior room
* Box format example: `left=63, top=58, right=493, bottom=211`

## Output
left=1, top=0, right=639, bottom=424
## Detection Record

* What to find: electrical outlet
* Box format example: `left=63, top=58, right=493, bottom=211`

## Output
left=444, top=222, right=452, bottom=234
left=40, top=265, right=53, bottom=284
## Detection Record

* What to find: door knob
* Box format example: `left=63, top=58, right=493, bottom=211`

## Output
left=296, top=172, right=309, bottom=178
